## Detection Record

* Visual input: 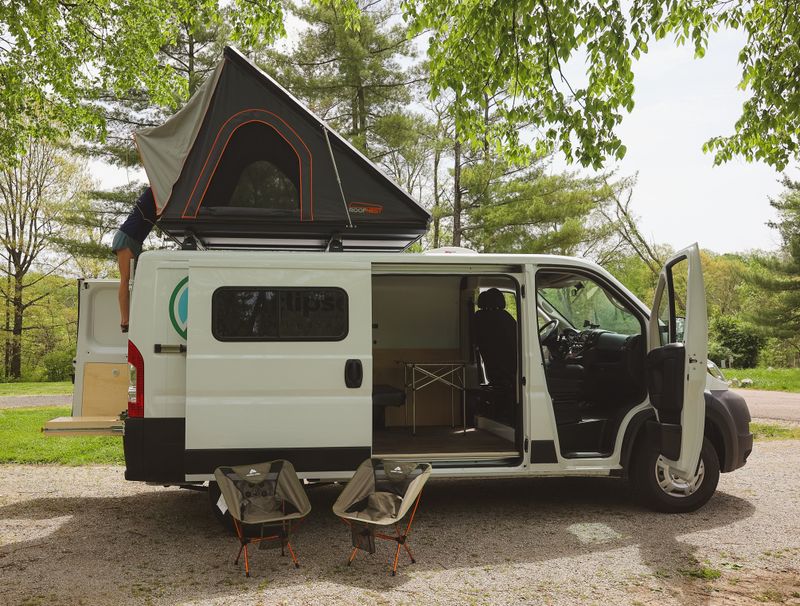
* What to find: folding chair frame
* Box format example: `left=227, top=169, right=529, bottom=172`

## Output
left=344, top=488, right=424, bottom=576
left=231, top=518, right=301, bottom=578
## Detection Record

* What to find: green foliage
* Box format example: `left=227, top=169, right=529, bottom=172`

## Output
left=679, top=566, right=722, bottom=580
left=758, top=337, right=800, bottom=368
left=0, top=406, right=124, bottom=465
left=0, top=0, right=285, bottom=165
left=711, top=316, right=764, bottom=368
left=458, top=161, right=625, bottom=255
left=42, top=349, right=75, bottom=382
left=602, top=253, right=660, bottom=304
left=750, top=422, right=800, bottom=441
left=403, top=0, right=800, bottom=170
left=723, top=368, right=800, bottom=393
left=747, top=179, right=800, bottom=355
left=272, top=0, right=415, bottom=156
left=702, top=1, right=800, bottom=171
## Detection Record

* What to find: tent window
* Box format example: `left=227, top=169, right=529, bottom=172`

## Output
left=202, top=122, right=300, bottom=215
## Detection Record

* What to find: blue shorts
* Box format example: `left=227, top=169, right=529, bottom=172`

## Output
left=111, top=230, right=143, bottom=258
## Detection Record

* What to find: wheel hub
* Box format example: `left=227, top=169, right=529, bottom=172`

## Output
left=655, top=457, right=705, bottom=498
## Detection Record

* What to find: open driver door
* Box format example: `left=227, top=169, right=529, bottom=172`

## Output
left=646, top=243, right=708, bottom=479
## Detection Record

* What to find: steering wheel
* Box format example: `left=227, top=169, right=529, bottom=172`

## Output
left=539, top=318, right=559, bottom=343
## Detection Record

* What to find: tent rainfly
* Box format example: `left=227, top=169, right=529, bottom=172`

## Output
left=134, top=46, right=431, bottom=251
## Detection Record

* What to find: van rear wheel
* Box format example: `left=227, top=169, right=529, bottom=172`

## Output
left=630, top=436, right=720, bottom=513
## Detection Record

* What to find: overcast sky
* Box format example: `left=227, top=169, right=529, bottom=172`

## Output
left=582, top=27, right=794, bottom=255
left=91, top=26, right=793, bottom=255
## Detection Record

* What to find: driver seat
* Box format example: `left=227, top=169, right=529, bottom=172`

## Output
left=471, top=289, right=517, bottom=422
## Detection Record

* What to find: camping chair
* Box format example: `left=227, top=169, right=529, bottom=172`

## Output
left=333, top=459, right=432, bottom=575
left=214, top=460, right=311, bottom=577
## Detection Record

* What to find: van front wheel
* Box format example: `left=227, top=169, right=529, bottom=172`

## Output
left=631, top=436, right=720, bottom=513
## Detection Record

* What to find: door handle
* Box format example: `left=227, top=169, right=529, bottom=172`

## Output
left=344, top=359, right=363, bottom=388
left=688, top=356, right=699, bottom=364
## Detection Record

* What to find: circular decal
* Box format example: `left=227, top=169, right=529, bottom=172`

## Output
left=169, top=277, right=189, bottom=339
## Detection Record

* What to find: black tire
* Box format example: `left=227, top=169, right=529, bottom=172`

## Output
left=630, top=436, right=720, bottom=513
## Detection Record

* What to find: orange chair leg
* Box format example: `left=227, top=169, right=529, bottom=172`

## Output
left=347, top=547, right=359, bottom=566
left=286, top=541, right=300, bottom=568
left=402, top=541, right=415, bottom=563
left=391, top=543, right=402, bottom=576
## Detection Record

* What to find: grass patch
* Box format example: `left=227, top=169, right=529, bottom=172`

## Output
left=679, top=566, right=722, bottom=580
left=0, top=406, right=123, bottom=465
left=750, top=422, right=800, bottom=441
left=723, top=368, right=800, bottom=393
left=0, top=381, right=73, bottom=396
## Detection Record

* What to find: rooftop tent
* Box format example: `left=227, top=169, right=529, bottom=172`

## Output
left=134, top=47, right=430, bottom=251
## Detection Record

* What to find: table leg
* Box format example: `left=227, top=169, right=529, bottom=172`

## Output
left=450, top=384, right=454, bottom=428
left=412, top=367, right=416, bottom=436
left=461, top=366, right=467, bottom=434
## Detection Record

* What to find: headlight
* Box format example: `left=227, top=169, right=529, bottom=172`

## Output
left=707, top=360, right=726, bottom=381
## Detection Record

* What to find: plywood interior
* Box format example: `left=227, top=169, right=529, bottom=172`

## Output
left=82, top=362, right=128, bottom=416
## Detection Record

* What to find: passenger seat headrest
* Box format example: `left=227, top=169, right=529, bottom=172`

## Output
left=477, top=288, right=506, bottom=310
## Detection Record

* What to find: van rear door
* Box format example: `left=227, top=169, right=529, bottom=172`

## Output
left=44, top=279, right=127, bottom=436
left=184, top=258, right=372, bottom=479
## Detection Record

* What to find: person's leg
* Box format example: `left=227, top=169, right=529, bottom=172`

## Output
left=116, top=247, right=135, bottom=330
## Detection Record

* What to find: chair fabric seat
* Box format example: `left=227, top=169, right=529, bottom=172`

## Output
left=215, top=460, right=310, bottom=525
left=333, top=458, right=433, bottom=575
left=334, top=459, right=431, bottom=526
left=213, top=459, right=311, bottom=577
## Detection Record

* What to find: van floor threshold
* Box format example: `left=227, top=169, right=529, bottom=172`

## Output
left=373, top=425, right=516, bottom=458
left=371, top=450, right=520, bottom=462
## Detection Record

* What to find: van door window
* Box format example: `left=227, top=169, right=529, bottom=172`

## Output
left=212, top=287, right=348, bottom=341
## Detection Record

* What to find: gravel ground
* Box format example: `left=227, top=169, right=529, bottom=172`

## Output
left=1, top=441, right=799, bottom=606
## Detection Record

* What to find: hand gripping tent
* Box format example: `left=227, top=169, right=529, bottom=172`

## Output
left=134, top=47, right=430, bottom=251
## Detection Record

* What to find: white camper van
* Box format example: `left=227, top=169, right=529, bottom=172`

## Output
left=60, top=243, right=752, bottom=514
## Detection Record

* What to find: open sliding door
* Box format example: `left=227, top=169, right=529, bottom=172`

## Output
left=184, top=258, right=372, bottom=479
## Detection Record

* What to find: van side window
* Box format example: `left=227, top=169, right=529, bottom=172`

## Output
left=212, top=287, right=348, bottom=341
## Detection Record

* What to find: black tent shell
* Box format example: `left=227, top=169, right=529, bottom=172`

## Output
left=134, top=46, right=430, bottom=251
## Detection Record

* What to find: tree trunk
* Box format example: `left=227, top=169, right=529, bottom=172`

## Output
left=4, top=260, right=10, bottom=379
left=357, top=85, right=367, bottom=153
left=432, top=144, right=441, bottom=249
left=452, top=135, right=462, bottom=247
left=10, top=275, right=23, bottom=379
left=187, top=32, right=197, bottom=95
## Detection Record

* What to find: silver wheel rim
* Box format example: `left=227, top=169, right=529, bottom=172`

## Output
left=655, top=456, right=705, bottom=498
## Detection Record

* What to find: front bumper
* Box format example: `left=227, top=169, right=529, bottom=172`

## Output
left=707, top=389, right=753, bottom=472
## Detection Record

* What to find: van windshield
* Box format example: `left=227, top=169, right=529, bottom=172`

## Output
left=537, top=273, right=640, bottom=335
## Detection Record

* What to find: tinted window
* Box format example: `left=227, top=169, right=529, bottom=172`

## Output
left=213, top=288, right=348, bottom=341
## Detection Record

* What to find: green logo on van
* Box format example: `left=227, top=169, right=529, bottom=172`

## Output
left=169, top=277, right=189, bottom=339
